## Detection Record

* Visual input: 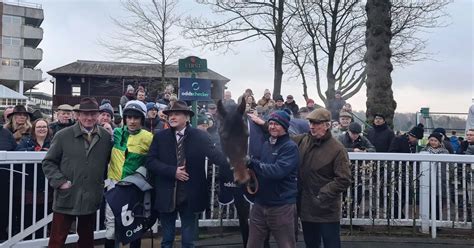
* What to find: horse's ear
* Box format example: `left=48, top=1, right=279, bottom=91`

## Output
left=237, top=97, right=246, bottom=115
left=217, top=100, right=227, bottom=118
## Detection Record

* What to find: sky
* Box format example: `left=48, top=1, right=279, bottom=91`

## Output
left=23, top=0, right=474, bottom=114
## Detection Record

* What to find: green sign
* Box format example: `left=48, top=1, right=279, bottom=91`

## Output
left=420, top=107, right=430, bottom=118
left=178, top=56, right=208, bottom=73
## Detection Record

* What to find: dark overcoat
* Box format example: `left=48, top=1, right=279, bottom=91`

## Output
left=146, top=126, right=227, bottom=213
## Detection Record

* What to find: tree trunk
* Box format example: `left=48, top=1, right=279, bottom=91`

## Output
left=273, top=0, right=285, bottom=98
left=365, top=0, right=397, bottom=126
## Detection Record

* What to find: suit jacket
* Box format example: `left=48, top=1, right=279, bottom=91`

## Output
left=42, top=122, right=112, bottom=215
left=146, top=125, right=227, bottom=213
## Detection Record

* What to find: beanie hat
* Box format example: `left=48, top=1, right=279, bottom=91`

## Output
left=146, top=102, right=158, bottom=112
left=127, top=84, right=134, bottom=92
left=268, top=110, right=291, bottom=131
left=408, top=123, right=424, bottom=139
left=433, top=127, right=446, bottom=137
left=374, top=113, right=385, bottom=120
left=99, top=99, right=114, bottom=117
left=349, top=122, right=362, bottom=134
left=197, top=114, right=209, bottom=125
left=428, top=132, right=443, bottom=143
left=123, top=100, right=147, bottom=119
left=264, top=89, right=271, bottom=95
left=274, top=95, right=284, bottom=102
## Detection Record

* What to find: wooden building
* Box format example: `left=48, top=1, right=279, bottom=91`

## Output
left=48, top=60, right=230, bottom=108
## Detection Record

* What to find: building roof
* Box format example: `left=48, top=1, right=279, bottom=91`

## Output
left=0, top=85, right=27, bottom=100
left=27, top=91, right=52, bottom=100
left=48, top=60, right=230, bottom=83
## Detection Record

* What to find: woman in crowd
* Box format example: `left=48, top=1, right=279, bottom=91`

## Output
left=16, top=118, right=52, bottom=151
left=4, top=105, right=33, bottom=144
left=245, top=95, right=258, bottom=113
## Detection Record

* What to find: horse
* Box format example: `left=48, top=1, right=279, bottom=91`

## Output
left=216, top=99, right=259, bottom=194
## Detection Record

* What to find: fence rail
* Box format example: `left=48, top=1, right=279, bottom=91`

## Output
left=0, top=151, right=472, bottom=247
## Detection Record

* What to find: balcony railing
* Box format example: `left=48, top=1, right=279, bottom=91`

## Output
left=0, top=151, right=471, bottom=247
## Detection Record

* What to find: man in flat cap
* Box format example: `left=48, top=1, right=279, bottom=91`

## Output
left=42, top=97, right=112, bottom=248
left=292, top=108, right=351, bottom=248
left=50, top=104, right=74, bottom=136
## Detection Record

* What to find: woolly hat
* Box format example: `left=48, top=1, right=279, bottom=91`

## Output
left=374, top=113, right=385, bottom=120
left=428, top=132, right=443, bottom=143
left=274, top=95, right=284, bottom=102
left=126, top=84, right=134, bottom=92
left=99, top=99, right=114, bottom=117
left=264, top=89, right=271, bottom=95
left=349, top=122, right=362, bottom=134
left=146, top=102, right=158, bottom=112
left=408, top=123, right=424, bottom=139
left=123, top=100, right=147, bottom=119
left=268, top=110, right=291, bottom=131
left=197, top=114, right=209, bottom=125
left=433, top=127, right=446, bottom=137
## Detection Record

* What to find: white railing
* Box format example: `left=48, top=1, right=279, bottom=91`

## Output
left=0, top=151, right=472, bottom=247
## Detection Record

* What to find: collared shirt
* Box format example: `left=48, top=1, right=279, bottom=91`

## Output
left=175, top=127, right=187, bottom=142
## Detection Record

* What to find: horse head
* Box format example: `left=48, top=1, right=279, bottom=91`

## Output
left=217, top=99, right=251, bottom=184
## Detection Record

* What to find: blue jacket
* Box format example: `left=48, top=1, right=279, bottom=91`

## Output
left=249, top=134, right=299, bottom=206
left=16, top=135, right=51, bottom=151
left=146, top=125, right=228, bottom=213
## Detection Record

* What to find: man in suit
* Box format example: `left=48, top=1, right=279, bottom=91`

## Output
left=146, top=100, right=228, bottom=248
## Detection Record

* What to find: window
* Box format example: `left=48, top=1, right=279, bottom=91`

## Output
left=2, top=15, right=22, bottom=24
left=2, top=36, right=21, bottom=46
left=1, top=58, right=21, bottom=67
left=72, top=85, right=81, bottom=96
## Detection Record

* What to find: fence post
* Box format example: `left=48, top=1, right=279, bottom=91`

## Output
left=419, top=157, right=430, bottom=234
left=430, top=161, right=437, bottom=238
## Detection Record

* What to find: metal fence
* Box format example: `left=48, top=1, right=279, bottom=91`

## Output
left=0, top=151, right=472, bottom=247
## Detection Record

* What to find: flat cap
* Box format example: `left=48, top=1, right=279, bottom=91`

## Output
left=306, top=108, right=331, bottom=123
left=57, top=104, right=73, bottom=111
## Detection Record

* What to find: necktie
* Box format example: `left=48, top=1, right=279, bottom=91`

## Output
left=176, top=132, right=185, bottom=166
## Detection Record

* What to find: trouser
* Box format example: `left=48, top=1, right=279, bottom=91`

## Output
left=248, top=203, right=296, bottom=248
left=48, top=212, right=95, bottom=248
left=301, top=221, right=341, bottom=248
left=159, top=203, right=198, bottom=248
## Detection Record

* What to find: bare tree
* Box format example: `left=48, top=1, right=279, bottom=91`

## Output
left=100, top=0, right=182, bottom=91
left=291, top=0, right=449, bottom=107
left=182, top=0, right=296, bottom=97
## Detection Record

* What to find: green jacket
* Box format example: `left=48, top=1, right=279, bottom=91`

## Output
left=42, top=122, right=112, bottom=215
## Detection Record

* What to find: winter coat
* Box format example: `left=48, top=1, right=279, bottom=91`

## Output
left=388, top=134, right=417, bottom=153
left=366, top=123, right=395, bottom=152
left=337, top=132, right=376, bottom=152
left=146, top=126, right=228, bottom=213
left=292, top=131, right=352, bottom=223
left=42, top=123, right=112, bottom=215
left=0, top=126, right=16, bottom=151
left=248, top=134, right=299, bottom=206
left=16, top=135, right=51, bottom=151
left=49, top=120, right=75, bottom=136
left=284, top=101, right=300, bottom=118
left=465, top=144, right=474, bottom=155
